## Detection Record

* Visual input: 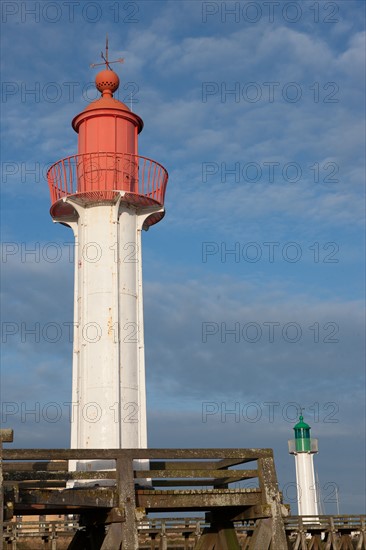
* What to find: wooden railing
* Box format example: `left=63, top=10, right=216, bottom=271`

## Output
left=3, top=516, right=365, bottom=549
left=2, top=447, right=272, bottom=488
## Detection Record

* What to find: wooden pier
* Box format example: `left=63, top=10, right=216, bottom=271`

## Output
left=1, top=444, right=287, bottom=549
left=2, top=432, right=364, bottom=549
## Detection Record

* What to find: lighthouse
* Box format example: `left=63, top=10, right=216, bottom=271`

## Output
left=46, top=45, right=168, bottom=469
left=288, top=414, right=319, bottom=517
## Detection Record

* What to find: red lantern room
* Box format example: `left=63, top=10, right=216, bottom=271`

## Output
left=72, top=69, right=142, bottom=162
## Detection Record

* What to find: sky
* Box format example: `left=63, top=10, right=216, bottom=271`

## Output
left=0, top=0, right=365, bottom=515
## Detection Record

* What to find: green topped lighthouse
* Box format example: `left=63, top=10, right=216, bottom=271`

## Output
left=288, top=413, right=319, bottom=516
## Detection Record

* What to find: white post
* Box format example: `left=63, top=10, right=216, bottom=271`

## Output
left=295, top=453, right=319, bottom=517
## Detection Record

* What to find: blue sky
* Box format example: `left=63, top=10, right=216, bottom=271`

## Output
left=1, top=1, right=365, bottom=514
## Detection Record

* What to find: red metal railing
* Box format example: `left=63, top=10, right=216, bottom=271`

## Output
left=47, top=152, right=168, bottom=206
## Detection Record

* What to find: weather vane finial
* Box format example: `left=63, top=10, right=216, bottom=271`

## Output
left=90, top=35, right=124, bottom=70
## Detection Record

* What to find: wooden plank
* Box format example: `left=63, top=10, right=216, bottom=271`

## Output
left=230, top=504, right=272, bottom=521
left=257, top=457, right=287, bottom=549
left=135, top=469, right=258, bottom=480
left=8, top=480, right=246, bottom=492
left=4, top=461, right=68, bottom=472
left=8, top=504, right=102, bottom=515
left=16, top=487, right=117, bottom=508
left=150, top=461, right=216, bottom=470
left=4, top=470, right=116, bottom=481
left=136, top=490, right=261, bottom=510
left=116, top=457, right=138, bottom=549
left=149, top=459, right=258, bottom=470
left=217, top=523, right=241, bottom=550
left=138, top=488, right=260, bottom=495
left=3, top=448, right=273, bottom=461
left=152, top=479, right=258, bottom=487
left=216, top=457, right=258, bottom=468
left=0, top=430, right=14, bottom=443
left=356, top=532, right=365, bottom=550
left=248, top=519, right=272, bottom=550
left=194, top=529, right=218, bottom=550
left=4, top=481, right=67, bottom=489
left=105, top=507, right=125, bottom=524
left=101, top=523, right=123, bottom=550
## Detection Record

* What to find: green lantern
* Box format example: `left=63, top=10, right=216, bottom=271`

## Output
left=294, top=415, right=311, bottom=452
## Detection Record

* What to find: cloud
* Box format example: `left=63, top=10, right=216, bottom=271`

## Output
left=144, top=276, right=364, bottom=401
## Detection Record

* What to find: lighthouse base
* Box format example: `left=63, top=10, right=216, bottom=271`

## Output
left=294, top=452, right=319, bottom=517
left=54, top=195, right=164, bottom=473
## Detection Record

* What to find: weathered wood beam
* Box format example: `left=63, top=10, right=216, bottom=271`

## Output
left=217, top=522, right=241, bottom=550
left=0, top=429, right=13, bottom=443
left=248, top=518, right=272, bottom=550
left=152, top=479, right=258, bottom=487
left=230, top=504, right=272, bottom=521
left=149, top=459, right=258, bottom=470
left=4, top=461, right=68, bottom=472
left=135, top=469, right=258, bottom=480
left=117, top=456, right=138, bottom=549
left=136, top=490, right=261, bottom=510
left=16, top=487, right=118, bottom=508
left=101, top=523, right=123, bottom=550
left=257, top=457, right=288, bottom=548
left=4, top=470, right=116, bottom=481
left=3, top=448, right=273, bottom=461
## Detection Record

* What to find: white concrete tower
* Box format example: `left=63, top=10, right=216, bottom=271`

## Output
left=46, top=48, right=168, bottom=469
left=288, top=414, right=319, bottom=517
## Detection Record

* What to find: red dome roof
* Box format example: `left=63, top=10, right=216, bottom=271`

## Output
left=71, top=67, right=143, bottom=133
